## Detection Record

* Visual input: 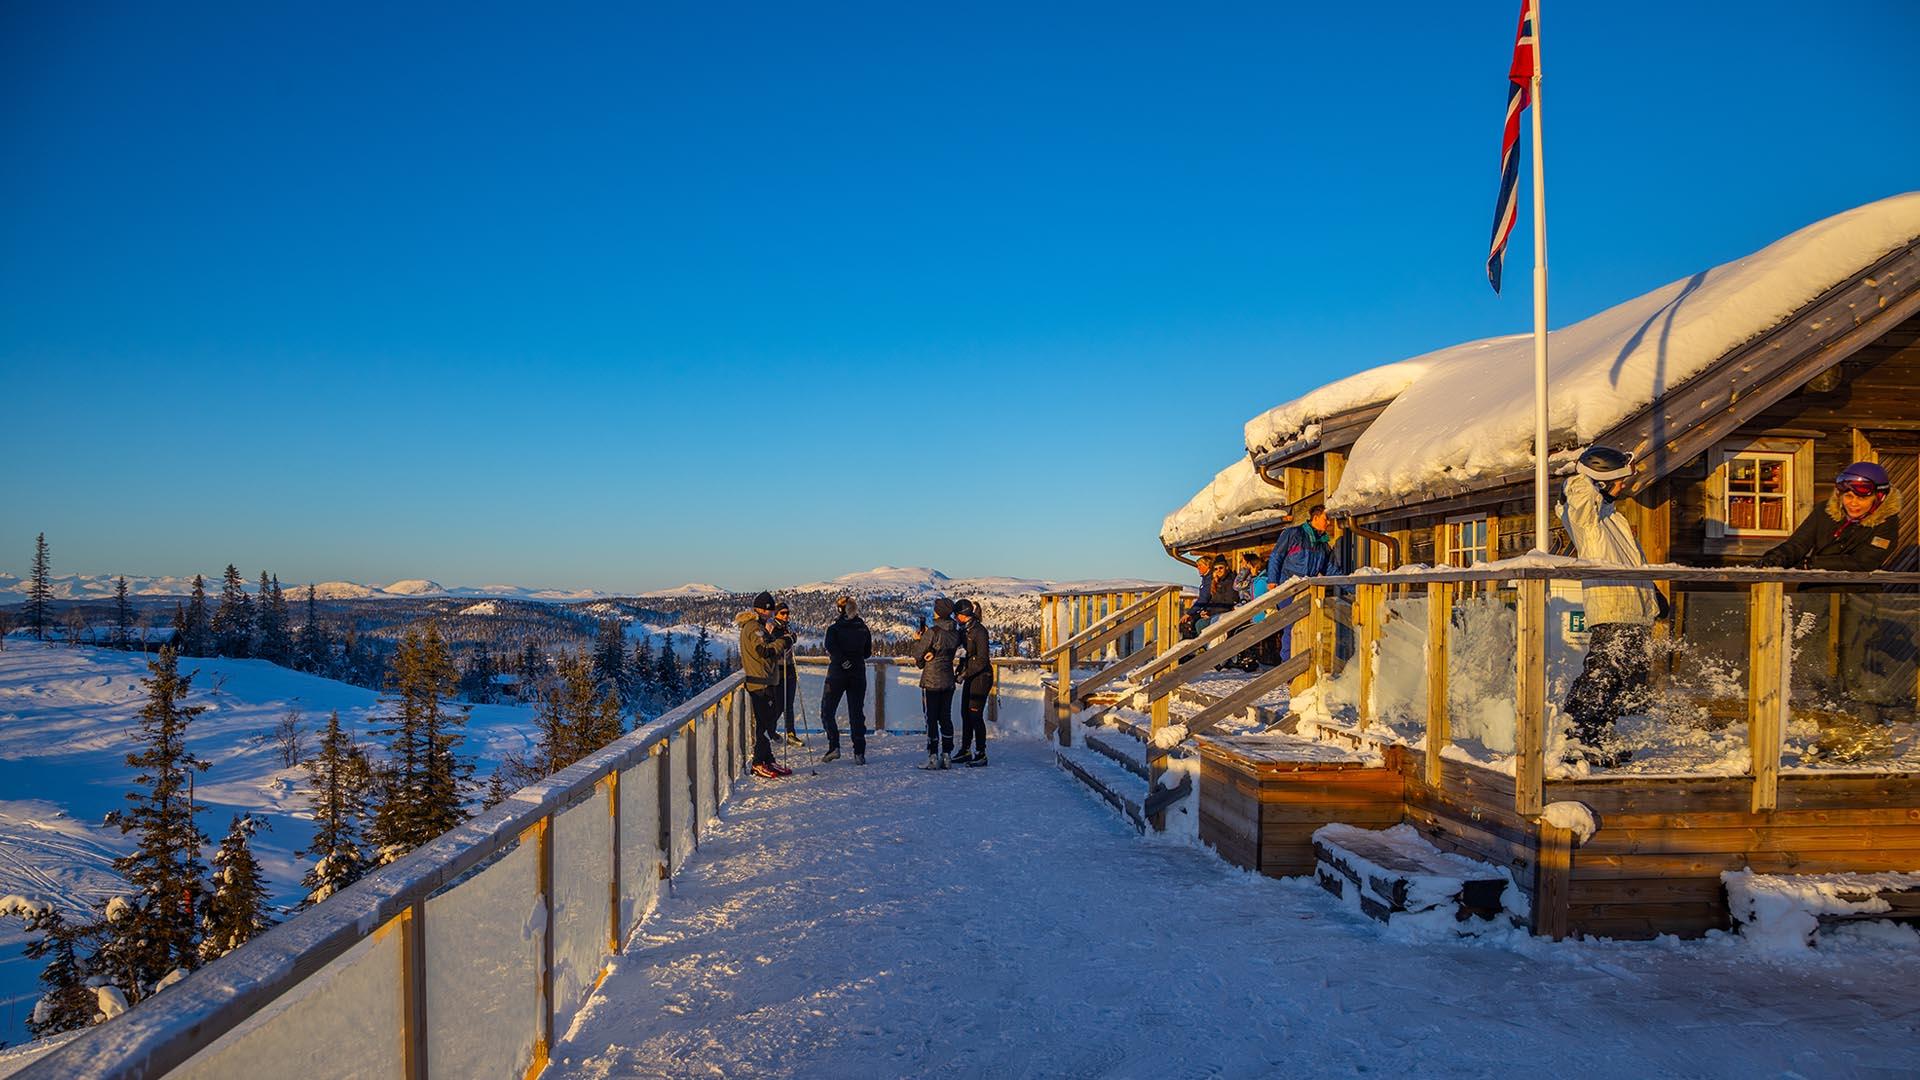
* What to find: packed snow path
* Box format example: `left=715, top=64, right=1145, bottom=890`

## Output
left=549, top=737, right=1919, bottom=1079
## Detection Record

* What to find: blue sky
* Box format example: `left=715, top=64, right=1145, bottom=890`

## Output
left=4, top=1, right=1917, bottom=592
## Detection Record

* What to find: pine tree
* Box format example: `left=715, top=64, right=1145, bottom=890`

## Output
left=111, top=646, right=212, bottom=994
left=688, top=627, right=714, bottom=692
left=592, top=619, right=627, bottom=704
left=13, top=905, right=99, bottom=1038
left=367, top=626, right=470, bottom=862
left=294, top=583, right=331, bottom=673
left=480, top=768, right=516, bottom=810
left=252, top=573, right=293, bottom=666
left=654, top=638, right=684, bottom=702
left=112, top=575, right=135, bottom=650
left=27, top=532, right=52, bottom=640
left=459, top=647, right=498, bottom=703
left=182, top=575, right=213, bottom=657
left=299, top=713, right=370, bottom=910
left=535, top=655, right=625, bottom=774
left=200, top=815, right=273, bottom=961
left=518, top=640, right=551, bottom=686
left=212, top=565, right=253, bottom=658
left=631, top=637, right=656, bottom=703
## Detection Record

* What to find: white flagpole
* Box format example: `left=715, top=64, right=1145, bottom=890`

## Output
left=1529, top=0, right=1552, bottom=553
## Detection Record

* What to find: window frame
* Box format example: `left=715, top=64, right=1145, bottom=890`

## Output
left=1705, top=438, right=1812, bottom=544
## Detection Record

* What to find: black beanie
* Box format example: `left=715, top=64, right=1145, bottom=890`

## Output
left=753, top=591, right=776, bottom=610
left=934, top=597, right=954, bottom=618
left=953, top=598, right=975, bottom=618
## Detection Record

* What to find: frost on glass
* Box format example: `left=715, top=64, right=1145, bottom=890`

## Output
left=992, top=663, right=1047, bottom=738
left=695, top=711, right=717, bottom=832
left=669, top=727, right=695, bottom=872
left=425, top=839, right=539, bottom=1079
left=173, top=925, right=403, bottom=1080
left=1785, top=587, right=1920, bottom=771
left=551, top=784, right=613, bottom=1037
left=1446, top=587, right=1519, bottom=757
left=618, top=753, right=662, bottom=935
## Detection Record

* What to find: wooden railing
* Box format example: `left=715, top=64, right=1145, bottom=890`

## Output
left=1039, top=586, right=1187, bottom=657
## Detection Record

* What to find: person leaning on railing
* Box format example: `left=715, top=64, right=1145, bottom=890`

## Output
left=1758, top=462, right=1906, bottom=756
left=1264, top=504, right=1344, bottom=664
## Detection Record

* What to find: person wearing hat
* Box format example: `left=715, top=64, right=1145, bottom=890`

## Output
left=914, top=597, right=961, bottom=768
left=774, top=601, right=804, bottom=747
left=820, top=595, right=873, bottom=764
left=951, top=598, right=994, bottom=766
left=1559, top=445, right=1661, bottom=766
left=736, top=591, right=795, bottom=778
left=1760, top=462, right=1904, bottom=761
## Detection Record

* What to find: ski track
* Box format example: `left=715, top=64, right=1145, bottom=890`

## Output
left=546, top=737, right=1920, bottom=1079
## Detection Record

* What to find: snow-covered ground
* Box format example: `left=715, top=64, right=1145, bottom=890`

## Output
left=0, top=642, right=540, bottom=1045
left=546, top=737, right=1920, bottom=1079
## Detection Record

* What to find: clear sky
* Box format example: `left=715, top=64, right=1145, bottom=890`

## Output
left=4, top=1, right=1917, bottom=592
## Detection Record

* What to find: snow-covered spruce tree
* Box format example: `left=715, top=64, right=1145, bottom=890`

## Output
left=294, top=583, right=331, bottom=674
left=592, top=618, right=627, bottom=705
left=688, top=626, right=714, bottom=693
left=538, top=654, right=625, bottom=773
left=367, top=626, right=470, bottom=862
left=211, top=564, right=252, bottom=658
left=480, top=767, right=516, bottom=810
left=630, top=637, right=656, bottom=710
left=112, top=575, right=135, bottom=650
left=111, top=646, right=212, bottom=995
left=182, top=575, right=213, bottom=656
left=27, top=531, right=53, bottom=640
left=7, top=901, right=100, bottom=1038
left=200, top=814, right=273, bottom=961
left=254, top=573, right=293, bottom=666
left=298, top=712, right=368, bottom=906
left=654, top=638, right=684, bottom=703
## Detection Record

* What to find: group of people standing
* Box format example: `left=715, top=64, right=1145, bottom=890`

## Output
left=736, top=591, right=993, bottom=779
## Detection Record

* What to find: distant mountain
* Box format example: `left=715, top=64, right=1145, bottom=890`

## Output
left=0, top=573, right=611, bottom=603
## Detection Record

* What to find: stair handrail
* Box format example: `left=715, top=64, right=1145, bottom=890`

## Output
left=1041, top=585, right=1180, bottom=663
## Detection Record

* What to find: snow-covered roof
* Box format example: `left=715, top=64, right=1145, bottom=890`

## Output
left=1242, top=356, right=1452, bottom=459
left=1323, top=193, right=1920, bottom=512
left=1161, top=457, right=1292, bottom=550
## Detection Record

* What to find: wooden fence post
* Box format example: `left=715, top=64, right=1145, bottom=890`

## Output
left=1534, top=822, right=1573, bottom=941
left=1356, top=583, right=1381, bottom=732
left=606, top=771, right=622, bottom=956
left=1515, top=578, right=1547, bottom=817
left=685, top=720, right=699, bottom=847
left=1424, top=580, right=1452, bottom=788
left=871, top=659, right=887, bottom=732
left=655, top=742, right=672, bottom=879
left=1749, top=581, right=1786, bottom=813
left=1054, top=646, right=1074, bottom=748
left=399, top=902, right=426, bottom=1080
left=530, top=815, right=554, bottom=1077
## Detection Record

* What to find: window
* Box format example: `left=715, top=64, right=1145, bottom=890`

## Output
left=1707, top=439, right=1809, bottom=542
left=1441, top=515, right=1490, bottom=568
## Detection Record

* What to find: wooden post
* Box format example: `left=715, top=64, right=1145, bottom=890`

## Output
left=1054, top=647, right=1074, bottom=747
left=606, top=771, right=622, bottom=955
left=1749, top=581, right=1786, bottom=813
left=655, top=742, right=671, bottom=878
left=684, top=720, right=699, bottom=847
left=1514, top=578, right=1547, bottom=817
left=529, top=816, right=554, bottom=1077
left=871, top=659, right=887, bottom=732
left=1424, top=580, right=1452, bottom=788
left=399, top=902, right=427, bottom=1080
left=1310, top=585, right=1333, bottom=679
left=1534, top=822, right=1573, bottom=941
left=1040, top=596, right=1051, bottom=655
left=1356, top=583, right=1382, bottom=732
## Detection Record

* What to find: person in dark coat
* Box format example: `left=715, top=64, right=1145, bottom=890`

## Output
left=820, top=595, right=873, bottom=764
left=1264, top=505, right=1346, bottom=661
left=914, top=597, right=960, bottom=768
left=774, top=602, right=804, bottom=747
left=951, top=599, right=994, bottom=766
left=1759, top=462, right=1902, bottom=573
left=736, top=592, right=794, bottom=778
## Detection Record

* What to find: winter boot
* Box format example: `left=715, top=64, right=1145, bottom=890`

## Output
left=938, top=752, right=951, bottom=770
left=925, top=752, right=940, bottom=769
left=783, top=730, right=807, bottom=748
left=966, top=752, right=989, bottom=768
left=950, top=749, right=974, bottom=766
left=821, top=747, right=841, bottom=764
left=770, top=761, right=794, bottom=777
left=752, top=762, right=780, bottom=780
left=854, top=752, right=866, bottom=765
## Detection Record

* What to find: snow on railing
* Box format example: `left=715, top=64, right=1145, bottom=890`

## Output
left=18, top=673, right=755, bottom=1080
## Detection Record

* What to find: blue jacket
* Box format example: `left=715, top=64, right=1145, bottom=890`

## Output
left=1268, top=523, right=1342, bottom=584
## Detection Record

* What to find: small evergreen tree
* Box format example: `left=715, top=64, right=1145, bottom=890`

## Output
left=294, top=583, right=331, bottom=673
left=10, top=904, right=99, bottom=1038
left=212, top=565, right=253, bottom=658
left=112, top=575, right=135, bottom=650
left=182, top=575, right=213, bottom=657
left=200, top=815, right=273, bottom=961
left=631, top=637, right=656, bottom=704
left=366, top=626, right=470, bottom=862
left=688, top=627, right=714, bottom=692
left=654, top=638, right=684, bottom=702
left=480, top=767, right=516, bottom=810
left=536, top=655, right=625, bottom=774
left=592, top=619, right=627, bottom=704
left=459, top=648, right=498, bottom=703
left=110, top=646, right=212, bottom=994
left=27, top=531, right=53, bottom=640
left=254, top=573, right=293, bottom=666
left=518, top=639, right=551, bottom=686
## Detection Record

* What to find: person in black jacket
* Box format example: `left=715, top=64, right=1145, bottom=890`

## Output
left=951, top=599, right=994, bottom=767
left=774, top=602, right=804, bottom=747
left=1759, top=462, right=1902, bottom=573
left=915, top=597, right=960, bottom=768
left=820, top=595, right=872, bottom=764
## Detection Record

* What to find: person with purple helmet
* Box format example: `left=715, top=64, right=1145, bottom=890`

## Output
left=1759, top=461, right=1901, bottom=572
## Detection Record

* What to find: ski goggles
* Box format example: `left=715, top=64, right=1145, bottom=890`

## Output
left=1835, top=478, right=1886, bottom=497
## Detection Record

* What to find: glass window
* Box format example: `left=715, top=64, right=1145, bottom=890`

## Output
left=1724, top=451, right=1793, bottom=536
left=1442, top=516, right=1489, bottom=568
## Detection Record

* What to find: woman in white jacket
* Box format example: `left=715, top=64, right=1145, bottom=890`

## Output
left=1559, top=445, right=1661, bottom=764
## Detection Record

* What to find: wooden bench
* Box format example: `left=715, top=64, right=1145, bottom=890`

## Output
left=1314, top=823, right=1512, bottom=925
left=1723, top=870, right=1920, bottom=948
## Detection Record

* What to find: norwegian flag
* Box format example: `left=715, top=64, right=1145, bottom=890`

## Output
left=1486, top=0, right=1537, bottom=293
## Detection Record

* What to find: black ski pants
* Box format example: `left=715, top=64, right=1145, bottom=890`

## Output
left=1563, top=623, right=1653, bottom=747
left=821, top=674, right=867, bottom=755
left=923, top=687, right=954, bottom=755
left=958, top=674, right=992, bottom=754
left=749, top=688, right=782, bottom=766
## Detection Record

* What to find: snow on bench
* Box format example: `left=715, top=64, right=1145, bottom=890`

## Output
left=1196, top=733, right=1377, bottom=767
left=1723, top=870, right=1920, bottom=951
left=1313, top=824, right=1513, bottom=929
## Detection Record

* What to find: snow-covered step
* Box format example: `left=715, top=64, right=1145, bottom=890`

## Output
left=1313, top=824, right=1514, bottom=929
left=1723, top=870, right=1920, bottom=951
left=1056, top=742, right=1146, bottom=832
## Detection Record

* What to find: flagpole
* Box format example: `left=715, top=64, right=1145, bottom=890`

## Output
left=1529, top=0, right=1551, bottom=553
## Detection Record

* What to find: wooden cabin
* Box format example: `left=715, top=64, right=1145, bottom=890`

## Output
left=1062, top=194, right=1920, bottom=940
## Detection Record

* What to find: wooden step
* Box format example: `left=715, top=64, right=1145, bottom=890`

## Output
left=1313, top=823, right=1512, bottom=926
left=1055, top=746, right=1145, bottom=833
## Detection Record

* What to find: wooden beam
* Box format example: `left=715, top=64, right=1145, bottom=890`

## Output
left=529, top=815, right=554, bottom=1080
left=1515, top=578, right=1547, bottom=818
left=1043, top=587, right=1177, bottom=662
left=1070, top=642, right=1157, bottom=703
left=606, top=771, right=622, bottom=955
left=1424, top=580, right=1452, bottom=789
left=1054, top=648, right=1074, bottom=748
left=1534, top=823, right=1574, bottom=941
left=1130, top=579, right=1310, bottom=692
left=399, top=903, right=426, bottom=1080
left=1134, top=600, right=1308, bottom=705
left=1185, top=652, right=1312, bottom=735
left=1356, top=583, right=1382, bottom=732
left=1749, top=581, right=1787, bottom=813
